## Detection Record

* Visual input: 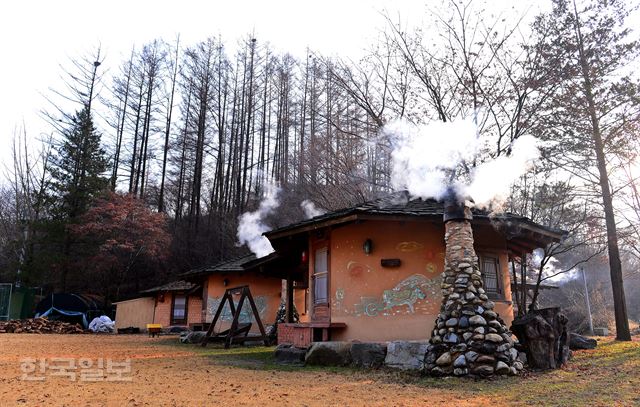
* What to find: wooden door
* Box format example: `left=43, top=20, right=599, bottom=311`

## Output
left=311, top=246, right=330, bottom=322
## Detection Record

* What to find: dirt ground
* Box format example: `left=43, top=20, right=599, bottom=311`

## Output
left=1, top=334, right=638, bottom=406
left=0, top=334, right=488, bottom=407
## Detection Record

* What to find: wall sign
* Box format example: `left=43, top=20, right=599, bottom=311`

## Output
left=381, top=258, right=401, bottom=268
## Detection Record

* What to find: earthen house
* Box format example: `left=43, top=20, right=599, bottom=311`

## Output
left=268, top=192, right=563, bottom=348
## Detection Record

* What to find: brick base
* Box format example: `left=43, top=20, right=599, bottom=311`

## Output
left=278, top=324, right=313, bottom=348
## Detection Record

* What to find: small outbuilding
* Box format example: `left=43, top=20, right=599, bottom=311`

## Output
left=113, top=280, right=202, bottom=332
left=182, top=253, right=301, bottom=334
left=139, top=280, right=203, bottom=328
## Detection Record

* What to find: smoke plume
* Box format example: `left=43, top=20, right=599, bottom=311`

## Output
left=386, top=119, right=479, bottom=200
left=464, top=134, right=540, bottom=209
left=385, top=118, right=539, bottom=209
left=237, top=182, right=280, bottom=258
left=301, top=199, right=326, bottom=219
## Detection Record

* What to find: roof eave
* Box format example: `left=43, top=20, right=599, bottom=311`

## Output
left=265, top=212, right=359, bottom=240
left=266, top=210, right=564, bottom=251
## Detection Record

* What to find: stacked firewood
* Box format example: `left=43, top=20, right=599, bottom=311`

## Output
left=0, top=317, right=85, bottom=334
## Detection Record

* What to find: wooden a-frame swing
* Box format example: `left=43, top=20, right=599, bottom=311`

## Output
left=201, top=285, right=269, bottom=348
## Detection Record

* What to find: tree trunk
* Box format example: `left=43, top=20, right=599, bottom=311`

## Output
left=159, top=38, right=180, bottom=212
left=573, top=2, right=630, bottom=341
left=112, top=49, right=134, bottom=191
left=129, top=70, right=146, bottom=193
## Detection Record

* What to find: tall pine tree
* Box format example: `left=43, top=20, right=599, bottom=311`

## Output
left=533, top=0, right=639, bottom=340
left=50, top=106, right=108, bottom=220
left=49, top=106, right=108, bottom=289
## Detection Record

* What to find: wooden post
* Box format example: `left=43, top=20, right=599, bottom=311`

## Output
left=202, top=290, right=231, bottom=347
left=285, top=274, right=294, bottom=323
left=244, top=286, right=270, bottom=346
left=225, top=290, right=246, bottom=349
left=510, top=256, right=520, bottom=316
left=520, top=252, right=527, bottom=313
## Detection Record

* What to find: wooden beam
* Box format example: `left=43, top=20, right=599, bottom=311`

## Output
left=507, top=240, right=536, bottom=255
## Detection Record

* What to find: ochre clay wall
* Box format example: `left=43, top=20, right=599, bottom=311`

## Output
left=294, top=288, right=309, bottom=323
left=324, top=219, right=513, bottom=342
left=205, top=273, right=282, bottom=332
left=114, top=297, right=155, bottom=331
left=187, top=296, right=203, bottom=325
left=153, top=292, right=172, bottom=327
left=152, top=292, right=202, bottom=327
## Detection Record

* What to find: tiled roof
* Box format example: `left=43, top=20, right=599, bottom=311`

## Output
left=140, top=280, right=198, bottom=294
left=180, top=252, right=279, bottom=278
left=265, top=190, right=564, bottom=240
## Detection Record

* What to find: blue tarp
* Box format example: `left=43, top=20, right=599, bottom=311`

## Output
left=36, top=307, right=89, bottom=328
left=34, top=293, right=104, bottom=328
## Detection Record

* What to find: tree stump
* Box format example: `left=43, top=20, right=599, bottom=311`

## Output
left=511, top=307, right=570, bottom=370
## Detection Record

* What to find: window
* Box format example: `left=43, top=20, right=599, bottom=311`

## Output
left=313, top=247, right=328, bottom=305
left=171, top=294, right=187, bottom=324
left=480, top=255, right=502, bottom=299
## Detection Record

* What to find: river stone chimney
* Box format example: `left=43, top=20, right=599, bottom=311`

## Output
left=424, top=189, right=522, bottom=377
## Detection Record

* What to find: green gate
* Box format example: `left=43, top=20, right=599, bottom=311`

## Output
left=0, top=283, right=11, bottom=321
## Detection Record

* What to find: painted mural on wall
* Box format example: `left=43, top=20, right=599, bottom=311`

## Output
left=335, top=273, right=442, bottom=318
left=395, top=241, right=424, bottom=252
left=346, top=261, right=371, bottom=277
left=382, top=274, right=428, bottom=313
left=425, top=262, right=437, bottom=274
left=207, top=295, right=268, bottom=324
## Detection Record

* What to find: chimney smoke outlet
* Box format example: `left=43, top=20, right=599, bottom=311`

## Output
left=443, top=187, right=472, bottom=223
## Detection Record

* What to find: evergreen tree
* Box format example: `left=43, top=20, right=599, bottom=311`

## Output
left=50, top=106, right=109, bottom=220
left=47, top=106, right=108, bottom=290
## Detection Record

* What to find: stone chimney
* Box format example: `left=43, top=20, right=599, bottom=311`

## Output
left=424, top=189, right=523, bottom=377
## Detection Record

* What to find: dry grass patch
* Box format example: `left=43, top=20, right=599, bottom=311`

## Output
left=174, top=336, right=640, bottom=406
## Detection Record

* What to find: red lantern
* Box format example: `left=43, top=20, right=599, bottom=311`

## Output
left=301, top=251, right=308, bottom=263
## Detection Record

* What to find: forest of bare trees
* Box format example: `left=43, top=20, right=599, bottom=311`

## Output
left=0, top=0, right=638, bottom=337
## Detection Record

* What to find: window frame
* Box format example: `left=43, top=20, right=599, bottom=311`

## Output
left=170, top=292, right=189, bottom=325
left=478, top=253, right=503, bottom=300
left=312, top=247, right=329, bottom=306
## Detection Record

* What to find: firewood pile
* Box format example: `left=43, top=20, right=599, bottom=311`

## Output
left=0, top=317, right=85, bottom=334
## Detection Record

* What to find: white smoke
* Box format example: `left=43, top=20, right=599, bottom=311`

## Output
left=386, top=118, right=539, bottom=209
left=386, top=118, right=479, bottom=200
left=237, top=182, right=280, bottom=258
left=300, top=199, right=325, bottom=219
left=464, top=135, right=540, bottom=209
